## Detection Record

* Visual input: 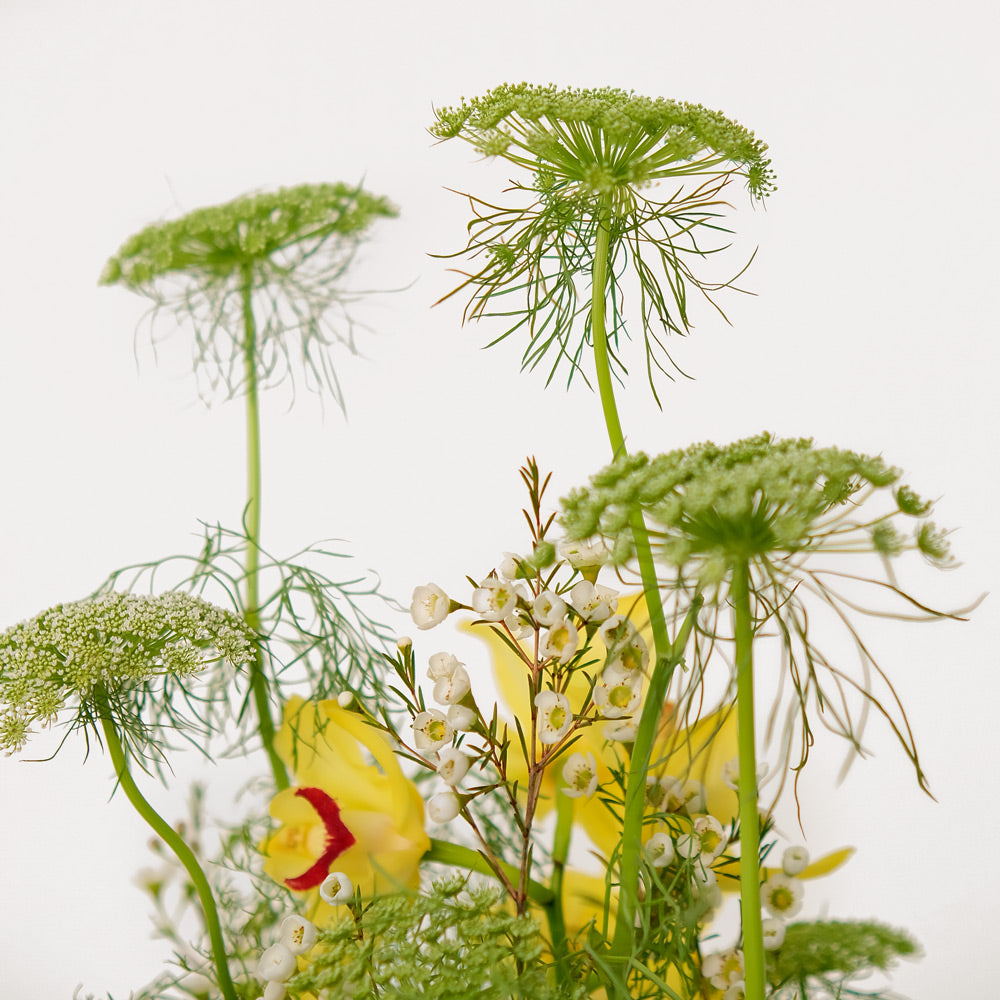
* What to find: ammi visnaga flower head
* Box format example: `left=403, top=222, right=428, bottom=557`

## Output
left=0, top=591, right=255, bottom=755
left=101, top=182, right=397, bottom=406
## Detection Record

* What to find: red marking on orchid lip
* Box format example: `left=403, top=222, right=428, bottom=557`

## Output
left=284, top=786, right=356, bottom=891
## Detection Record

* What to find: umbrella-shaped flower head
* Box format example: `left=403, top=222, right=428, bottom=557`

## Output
left=262, top=696, right=430, bottom=920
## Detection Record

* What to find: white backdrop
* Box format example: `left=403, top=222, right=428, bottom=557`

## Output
left=1, top=1, right=997, bottom=996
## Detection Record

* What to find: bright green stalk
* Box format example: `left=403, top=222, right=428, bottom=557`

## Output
left=425, top=838, right=553, bottom=905
left=589, top=198, right=695, bottom=980
left=546, top=780, right=574, bottom=980
left=731, top=560, right=765, bottom=1000
left=240, top=270, right=288, bottom=791
left=97, top=700, right=237, bottom=1000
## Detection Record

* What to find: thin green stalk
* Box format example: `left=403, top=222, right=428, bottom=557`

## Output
left=589, top=198, right=693, bottom=977
left=240, top=269, right=288, bottom=791
left=731, top=559, right=765, bottom=1000
left=425, top=838, right=553, bottom=905
left=97, top=704, right=237, bottom=1000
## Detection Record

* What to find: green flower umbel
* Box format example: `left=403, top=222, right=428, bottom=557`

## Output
left=432, top=83, right=774, bottom=393
left=101, top=182, right=397, bottom=406
left=0, top=591, right=255, bottom=755
left=561, top=433, right=953, bottom=784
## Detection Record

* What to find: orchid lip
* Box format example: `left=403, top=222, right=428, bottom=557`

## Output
left=284, top=786, right=356, bottom=891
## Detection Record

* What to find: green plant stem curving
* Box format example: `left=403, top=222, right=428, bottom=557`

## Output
left=732, top=559, right=765, bottom=1000
left=97, top=702, right=237, bottom=1000
left=240, top=271, right=289, bottom=792
left=425, top=838, right=554, bottom=905
left=589, top=198, right=697, bottom=983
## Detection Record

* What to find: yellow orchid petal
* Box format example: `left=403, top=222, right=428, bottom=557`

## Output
left=713, top=846, right=855, bottom=893
left=261, top=697, right=430, bottom=911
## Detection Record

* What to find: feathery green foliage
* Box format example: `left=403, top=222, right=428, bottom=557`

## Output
left=767, top=920, right=919, bottom=998
left=100, top=182, right=397, bottom=405
left=433, top=83, right=774, bottom=395
left=286, top=876, right=586, bottom=1000
left=0, top=591, right=254, bottom=756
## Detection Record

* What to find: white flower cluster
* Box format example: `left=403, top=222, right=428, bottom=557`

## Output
left=0, top=591, right=256, bottom=754
left=256, top=909, right=323, bottom=1000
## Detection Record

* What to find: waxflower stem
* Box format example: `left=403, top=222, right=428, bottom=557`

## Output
left=240, top=270, right=288, bottom=791
left=731, top=559, right=765, bottom=1000
left=546, top=779, right=574, bottom=982
left=96, top=699, right=237, bottom=1000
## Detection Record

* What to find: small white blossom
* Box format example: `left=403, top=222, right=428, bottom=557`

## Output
left=643, top=832, right=676, bottom=869
left=532, top=590, right=567, bottom=626
left=472, top=576, right=519, bottom=621
left=592, top=667, right=642, bottom=718
left=721, top=756, right=770, bottom=791
left=336, top=691, right=354, bottom=709
left=396, top=636, right=412, bottom=651
left=427, top=790, right=462, bottom=823
left=561, top=751, right=598, bottom=798
left=258, top=944, right=296, bottom=982
left=603, top=718, right=637, bottom=742
left=557, top=535, right=610, bottom=570
left=410, top=584, right=450, bottom=630
left=437, top=746, right=471, bottom=786
left=703, top=948, right=744, bottom=990
left=782, top=845, right=810, bottom=876
left=723, top=983, right=747, bottom=1000
left=534, top=690, right=573, bottom=744
left=263, top=981, right=286, bottom=1000
left=429, top=659, right=471, bottom=706
left=499, top=552, right=523, bottom=580
left=319, top=872, right=354, bottom=906
left=762, top=918, right=786, bottom=949
left=279, top=914, right=317, bottom=955
left=504, top=606, right=535, bottom=639
left=569, top=580, right=619, bottom=622
left=676, top=815, right=728, bottom=863
left=412, top=709, right=452, bottom=751
left=761, top=872, right=804, bottom=919
left=661, top=776, right=706, bottom=814
left=538, top=618, right=579, bottom=664
left=446, top=704, right=477, bottom=731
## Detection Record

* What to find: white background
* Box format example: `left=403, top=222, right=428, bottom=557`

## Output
left=1, top=1, right=997, bottom=996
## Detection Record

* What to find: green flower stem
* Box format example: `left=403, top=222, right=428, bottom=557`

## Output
left=97, top=703, right=237, bottom=1000
left=610, top=595, right=702, bottom=970
left=590, top=197, right=694, bottom=977
left=731, top=559, right=765, bottom=1000
left=426, top=838, right=554, bottom=905
left=240, top=270, right=288, bottom=791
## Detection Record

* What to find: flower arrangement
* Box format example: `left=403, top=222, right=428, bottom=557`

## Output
left=3, top=83, right=975, bottom=1000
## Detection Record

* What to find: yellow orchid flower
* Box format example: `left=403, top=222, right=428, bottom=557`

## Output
left=261, top=696, right=430, bottom=922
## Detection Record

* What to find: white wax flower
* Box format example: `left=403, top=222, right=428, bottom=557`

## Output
left=561, top=751, right=598, bottom=798
left=603, top=718, right=637, bottom=742
left=642, top=832, right=676, bottom=869
left=437, top=746, right=471, bottom=786
left=782, top=845, right=810, bottom=875
left=279, top=913, right=317, bottom=955
left=538, top=618, right=579, bottom=665
left=662, top=776, right=707, bottom=814
left=427, top=790, right=462, bottom=823
left=762, top=918, right=786, bottom=949
left=592, top=667, right=642, bottom=718
left=534, top=690, right=573, bottom=744
left=557, top=535, right=609, bottom=569
left=532, top=590, right=567, bottom=626
left=319, top=872, right=354, bottom=905
left=432, top=664, right=471, bottom=705
left=703, top=948, right=744, bottom=990
left=411, top=584, right=450, bottom=630
left=427, top=651, right=463, bottom=680
left=263, top=980, right=286, bottom=1000
left=569, top=580, right=619, bottom=621
left=723, top=983, right=747, bottom=1000
left=499, top=552, right=523, bottom=580
left=472, top=576, right=520, bottom=621
left=446, top=704, right=477, bottom=731
left=412, top=709, right=452, bottom=751
left=676, top=815, right=727, bottom=863
left=761, top=872, right=804, bottom=919
left=258, top=944, right=296, bottom=982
